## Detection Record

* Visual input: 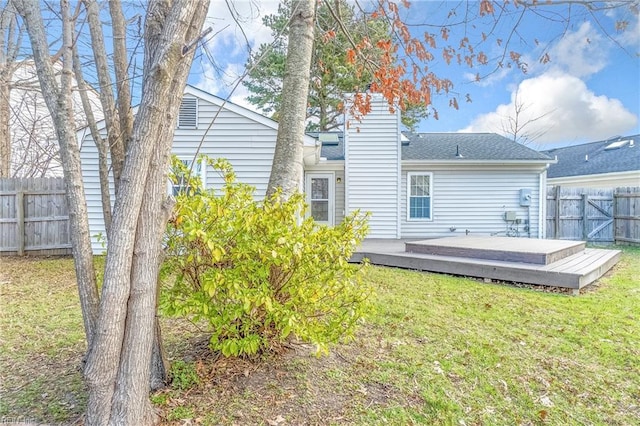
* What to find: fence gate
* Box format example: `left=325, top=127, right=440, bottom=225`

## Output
left=547, top=186, right=614, bottom=243
left=0, top=178, right=71, bottom=256
left=547, top=186, right=640, bottom=244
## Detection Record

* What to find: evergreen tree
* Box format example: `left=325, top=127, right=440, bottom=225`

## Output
left=244, top=0, right=425, bottom=132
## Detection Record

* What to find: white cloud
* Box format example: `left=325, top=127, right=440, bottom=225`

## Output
left=195, top=61, right=257, bottom=111
left=605, top=3, right=640, bottom=50
left=195, top=1, right=282, bottom=111
left=523, top=21, right=607, bottom=78
left=461, top=72, right=638, bottom=145
left=204, top=1, right=280, bottom=59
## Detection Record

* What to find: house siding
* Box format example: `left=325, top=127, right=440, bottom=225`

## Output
left=80, top=91, right=282, bottom=253
left=345, top=96, right=400, bottom=238
left=172, top=94, right=279, bottom=198
left=78, top=127, right=113, bottom=254
left=400, top=165, right=544, bottom=239
left=547, top=171, right=640, bottom=189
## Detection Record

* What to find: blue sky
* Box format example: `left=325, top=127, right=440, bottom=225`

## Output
left=190, top=1, right=640, bottom=148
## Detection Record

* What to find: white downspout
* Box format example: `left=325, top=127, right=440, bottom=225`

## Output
left=396, top=108, right=402, bottom=239
left=539, top=168, right=548, bottom=239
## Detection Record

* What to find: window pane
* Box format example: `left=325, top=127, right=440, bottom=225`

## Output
left=409, top=196, right=431, bottom=219
left=311, top=200, right=329, bottom=221
left=172, top=160, right=201, bottom=195
left=410, top=174, right=430, bottom=197
left=311, top=178, right=329, bottom=199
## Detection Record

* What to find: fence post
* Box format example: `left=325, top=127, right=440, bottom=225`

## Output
left=613, top=189, right=618, bottom=244
left=581, top=193, right=589, bottom=241
left=553, top=185, right=561, bottom=239
left=16, top=190, right=25, bottom=256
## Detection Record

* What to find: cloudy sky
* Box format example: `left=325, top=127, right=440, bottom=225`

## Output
left=188, top=1, right=640, bottom=148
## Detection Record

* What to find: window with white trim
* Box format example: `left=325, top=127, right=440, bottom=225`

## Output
left=170, top=159, right=202, bottom=195
left=407, top=172, right=432, bottom=220
left=178, top=97, right=198, bottom=129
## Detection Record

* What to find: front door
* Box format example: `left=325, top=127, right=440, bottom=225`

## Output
left=305, top=173, right=334, bottom=225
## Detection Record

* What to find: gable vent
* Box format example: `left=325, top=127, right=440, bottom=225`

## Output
left=178, top=97, right=198, bottom=129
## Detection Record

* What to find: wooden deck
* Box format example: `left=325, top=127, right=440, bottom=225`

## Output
left=405, top=236, right=585, bottom=265
left=352, top=237, right=621, bottom=291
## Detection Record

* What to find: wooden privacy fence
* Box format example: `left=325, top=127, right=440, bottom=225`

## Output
left=546, top=186, right=640, bottom=244
left=0, top=178, right=71, bottom=256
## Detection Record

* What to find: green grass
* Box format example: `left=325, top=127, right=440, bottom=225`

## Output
left=1, top=247, right=638, bottom=425
left=0, top=257, right=87, bottom=422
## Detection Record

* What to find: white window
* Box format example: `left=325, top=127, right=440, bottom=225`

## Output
left=170, top=159, right=202, bottom=195
left=407, top=172, right=432, bottom=221
left=178, top=97, right=198, bottom=129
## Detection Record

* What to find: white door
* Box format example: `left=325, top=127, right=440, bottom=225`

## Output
left=305, top=173, right=334, bottom=225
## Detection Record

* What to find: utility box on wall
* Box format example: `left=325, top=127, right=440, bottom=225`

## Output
left=519, top=188, right=532, bottom=207
left=504, top=211, right=518, bottom=221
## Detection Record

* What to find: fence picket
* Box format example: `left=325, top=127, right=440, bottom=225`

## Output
left=546, top=186, right=639, bottom=245
left=0, top=178, right=71, bottom=256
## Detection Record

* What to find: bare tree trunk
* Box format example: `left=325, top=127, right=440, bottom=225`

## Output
left=13, top=0, right=100, bottom=345
left=82, top=0, right=125, bottom=192
left=0, top=0, right=21, bottom=178
left=71, top=43, right=112, bottom=234
left=266, top=0, right=316, bottom=200
left=19, top=0, right=208, bottom=422
left=110, top=129, right=173, bottom=424
left=82, top=1, right=209, bottom=423
left=0, top=80, right=9, bottom=177
left=108, top=0, right=134, bottom=151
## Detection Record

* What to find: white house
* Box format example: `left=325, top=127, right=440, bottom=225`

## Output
left=9, top=61, right=102, bottom=177
left=79, top=85, right=555, bottom=253
left=541, top=135, right=640, bottom=189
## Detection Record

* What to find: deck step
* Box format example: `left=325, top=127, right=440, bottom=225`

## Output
left=405, top=236, right=586, bottom=265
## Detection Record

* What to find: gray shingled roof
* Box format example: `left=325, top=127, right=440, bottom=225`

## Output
left=402, top=132, right=552, bottom=161
left=310, top=131, right=552, bottom=162
left=541, top=135, right=639, bottom=178
left=308, top=132, right=345, bottom=160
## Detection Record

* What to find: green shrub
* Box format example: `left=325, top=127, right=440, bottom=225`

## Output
left=161, top=157, right=372, bottom=357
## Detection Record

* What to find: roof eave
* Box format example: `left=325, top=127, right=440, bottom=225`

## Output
left=402, top=159, right=556, bottom=166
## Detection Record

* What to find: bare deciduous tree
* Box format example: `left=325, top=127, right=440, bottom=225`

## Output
left=501, top=87, right=554, bottom=146
left=0, top=0, right=21, bottom=177
left=15, top=0, right=210, bottom=423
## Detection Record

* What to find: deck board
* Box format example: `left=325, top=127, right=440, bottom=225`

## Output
left=353, top=238, right=621, bottom=290
left=405, top=236, right=585, bottom=265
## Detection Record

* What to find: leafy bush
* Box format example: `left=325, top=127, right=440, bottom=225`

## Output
left=161, top=157, right=371, bottom=357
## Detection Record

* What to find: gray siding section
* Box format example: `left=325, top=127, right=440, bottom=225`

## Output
left=400, top=166, right=544, bottom=239
left=345, top=97, right=400, bottom=238
left=80, top=93, right=280, bottom=254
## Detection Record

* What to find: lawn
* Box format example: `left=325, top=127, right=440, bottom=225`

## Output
left=1, top=247, right=639, bottom=425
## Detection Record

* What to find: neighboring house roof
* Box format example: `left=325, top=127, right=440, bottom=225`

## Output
left=541, top=135, right=639, bottom=178
left=311, top=131, right=553, bottom=162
